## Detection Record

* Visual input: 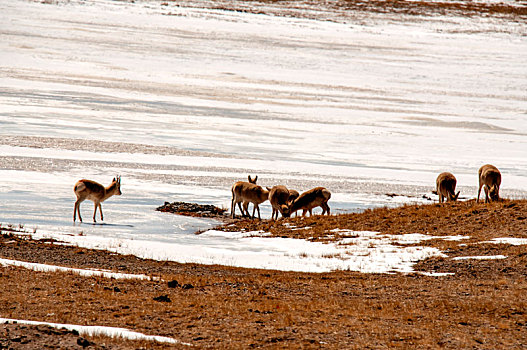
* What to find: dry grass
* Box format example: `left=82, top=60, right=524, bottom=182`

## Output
left=1, top=200, right=526, bottom=348
left=221, top=199, right=527, bottom=241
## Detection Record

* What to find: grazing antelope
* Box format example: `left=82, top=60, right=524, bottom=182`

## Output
left=477, top=164, right=501, bottom=203
left=436, top=172, right=460, bottom=203
left=231, top=175, right=266, bottom=219
left=287, top=189, right=300, bottom=217
left=290, top=187, right=331, bottom=217
left=269, top=185, right=292, bottom=220
left=73, top=176, right=122, bottom=222
left=288, top=189, right=299, bottom=204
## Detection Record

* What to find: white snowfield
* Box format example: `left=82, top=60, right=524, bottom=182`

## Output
left=0, top=318, right=188, bottom=345
left=2, top=224, right=509, bottom=274
left=0, top=0, right=526, bottom=273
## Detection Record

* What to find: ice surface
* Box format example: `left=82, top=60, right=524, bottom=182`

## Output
left=0, top=0, right=525, bottom=272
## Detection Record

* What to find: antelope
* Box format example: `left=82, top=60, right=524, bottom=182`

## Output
left=240, top=185, right=269, bottom=220
left=231, top=175, right=268, bottom=219
left=436, top=172, right=460, bottom=203
left=269, top=185, right=292, bottom=220
left=288, top=189, right=300, bottom=204
left=287, top=189, right=300, bottom=218
left=73, top=176, right=122, bottom=222
left=290, top=187, right=331, bottom=217
left=477, top=164, right=501, bottom=203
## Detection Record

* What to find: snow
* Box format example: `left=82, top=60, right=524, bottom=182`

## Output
left=0, top=258, right=156, bottom=280
left=452, top=255, right=508, bottom=260
left=0, top=0, right=526, bottom=273
left=0, top=318, right=188, bottom=345
left=485, top=238, right=527, bottom=246
left=3, top=225, right=450, bottom=273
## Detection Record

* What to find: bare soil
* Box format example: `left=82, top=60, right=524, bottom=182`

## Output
left=1, top=199, right=526, bottom=349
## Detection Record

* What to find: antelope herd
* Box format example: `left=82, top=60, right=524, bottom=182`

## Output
left=73, top=164, right=503, bottom=222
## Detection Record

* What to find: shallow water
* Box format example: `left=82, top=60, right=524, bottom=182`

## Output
left=0, top=0, right=526, bottom=271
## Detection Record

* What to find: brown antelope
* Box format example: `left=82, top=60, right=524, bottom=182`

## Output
left=231, top=175, right=266, bottom=218
left=436, top=172, right=460, bottom=203
left=477, top=164, right=501, bottom=203
left=269, top=185, right=292, bottom=220
left=288, top=189, right=299, bottom=204
left=239, top=185, right=269, bottom=220
left=290, top=187, right=331, bottom=217
left=73, top=176, right=122, bottom=222
left=287, top=189, right=300, bottom=217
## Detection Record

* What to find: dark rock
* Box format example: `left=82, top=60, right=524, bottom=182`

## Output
left=77, top=337, right=94, bottom=347
left=167, top=280, right=180, bottom=288
left=153, top=294, right=172, bottom=302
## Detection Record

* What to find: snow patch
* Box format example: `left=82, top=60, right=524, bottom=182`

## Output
left=485, top=238, right=527, bottom=246
left=0, top=318, right=188, bottom=345
left=6, top=228, right=448, bottom=274
left=452, top=255, right=507, bottom=260
left=0, top=258, right=155, bottom=281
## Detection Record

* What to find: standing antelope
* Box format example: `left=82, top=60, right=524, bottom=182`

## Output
left=436, top=172, right=460, bottom=203
left=269, top=185, right=292, bottom=220
left=231, top=175, right=265, bottom=219
left=290, top=187, right=331, bottom=217
left=73, top=176, right=122, bottom=222
left=477, top=164, right=501, bottom=203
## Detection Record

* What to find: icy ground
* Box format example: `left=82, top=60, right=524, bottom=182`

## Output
left=0, top=0, right=526, bottom=272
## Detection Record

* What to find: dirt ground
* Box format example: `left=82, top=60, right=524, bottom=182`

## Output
left=1, top=199, right=526, bottom=349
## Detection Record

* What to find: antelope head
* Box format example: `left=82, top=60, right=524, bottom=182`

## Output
left=489, top=185, right=499, bottom=201
left=113, top=175, right=122, bottom=195
left=449, top=191, right=460, bottom=201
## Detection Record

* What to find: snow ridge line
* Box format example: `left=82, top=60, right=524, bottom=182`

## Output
left=0, top=318, right=191, bottom=346
left=0, top=258, right=157, bottom=281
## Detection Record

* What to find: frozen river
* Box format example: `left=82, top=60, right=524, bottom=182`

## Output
left=0, top=0, right=526, bottom=271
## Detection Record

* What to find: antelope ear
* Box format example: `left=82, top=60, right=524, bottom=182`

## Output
left=455, top=191, right=460, bottom=200
left=248, top=175, right=252, bottom=182
left=253, top=175, right=258, bottom=183
left=266, top=187, right=272, bottom=191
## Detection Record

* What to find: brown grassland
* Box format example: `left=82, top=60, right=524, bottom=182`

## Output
left=1, top=199, right=526, bottom=349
